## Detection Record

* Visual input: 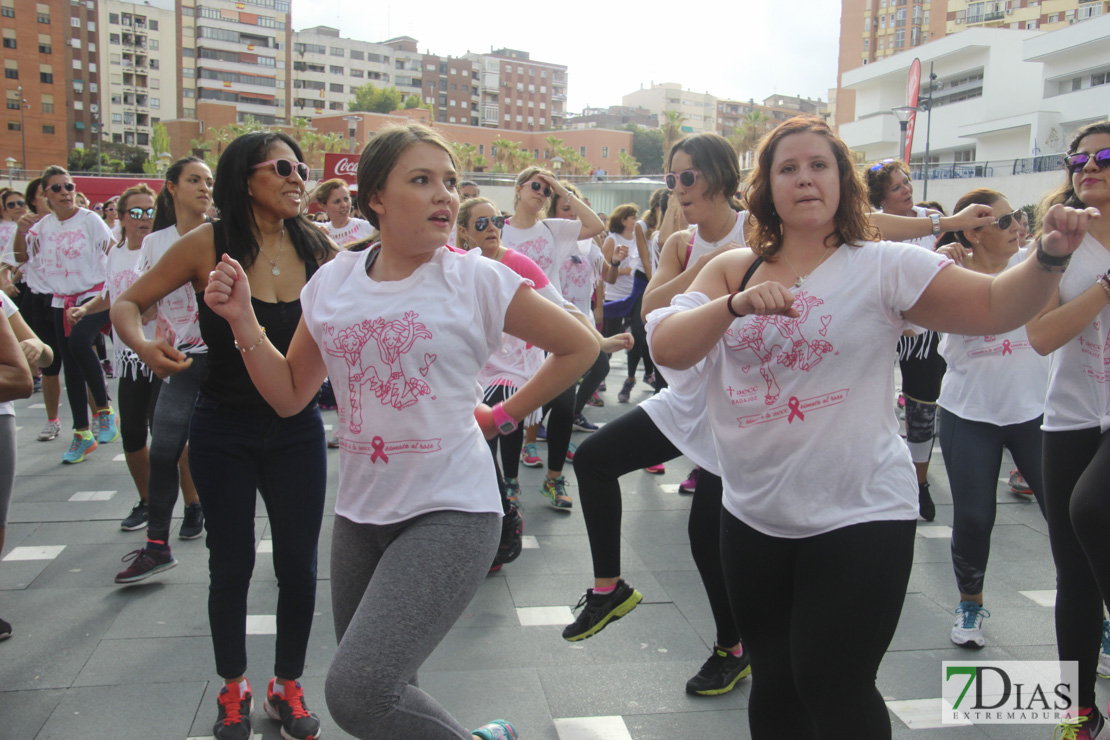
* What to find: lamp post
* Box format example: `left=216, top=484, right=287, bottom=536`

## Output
left=17, top=85, right=26, bottom=176
left=920, top=63, right=938, bottom=199
left=891, top=105, right=917, bottom=163
left=343, top=115, right=360, bottom=154
left=4, top=156, right=14, bottom=188
left=157, top=151, right=172, bottom=176
left=91, top=106, right=102, bottom=176
left=551, top=155, right=564, bottom=180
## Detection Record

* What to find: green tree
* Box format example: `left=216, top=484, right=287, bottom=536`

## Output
left=403, top=95, right=434, bottom=115
left=729, top=110, right=770, bottom=169
left=68, top=142, right=149, bottom=174
left=660, top=110, right=687, bottom=166
left=189, top=115, right=266, bottom=169
left=452, top=142, right=479, bottom=174
left=142, top=123, right=173, bottom=175
left=349, top=82, right=402, bottom=114
left=626, top=124, right=664, bottom=174
left=617, top=151, right=641, bottom=177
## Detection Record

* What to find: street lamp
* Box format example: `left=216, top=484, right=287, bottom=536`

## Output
left=4, top=156, right=15, bottom=188
left=91, top=105, right=101, bottom=176
left=343, top=115, right=360, bottom=154
left=891, top=105, right=917, bottom=163
left=551, top=155, right=564, bottom=178
left=157, top=151, right=172, bottom=176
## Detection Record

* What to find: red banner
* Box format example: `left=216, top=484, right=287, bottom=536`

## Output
left=71, top=176, right=163, bottom=206
left=905, top=58, right=921, bottom=164
left=323, top=152, right=358, bottom=185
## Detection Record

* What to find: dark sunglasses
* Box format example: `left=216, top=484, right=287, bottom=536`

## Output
left=49, top=182, right=76, bottom=193
left=1065, top=147, right=1110, bottom=175
left=104, top=205, right=116, bottom=212
left=987, top=209, right=1023, bottom=231
left=253, top=157, right=310, bottom=181
left=474, top=215, right=505, bottom=232
left=127, top=207, right=155, bottom=220
left=529, top=181, right=552, bottom=198
left=4, top=199, right=24, bottom=209
left=869, top=158, right=896, bottom=172
left=664, top=169, right=700, bottom=190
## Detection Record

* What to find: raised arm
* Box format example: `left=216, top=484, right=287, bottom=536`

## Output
left=657, top=190, right=687, bottom=247
left=0, top=312, right=33, bottom=401
left=641, top=228, right=746, bottom=318
left=634, top=221, right=652, bottom=280
left=870, top=203, right=994, bottom=242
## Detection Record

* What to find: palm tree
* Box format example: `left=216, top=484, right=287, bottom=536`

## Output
left=617, top=152, right=641, bottom=177
left=452, top=142, right=478, bottom=174
left=730, top=110, right=770, bottom=169
left=661, top=110, right=687, bottom=164
left=491, top=138, right=514, bottom=173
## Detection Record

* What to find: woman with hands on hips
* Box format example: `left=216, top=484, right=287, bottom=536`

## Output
left=647, top=115, right=1095, bottom=740
left=206, top=122, right=597, bottom=740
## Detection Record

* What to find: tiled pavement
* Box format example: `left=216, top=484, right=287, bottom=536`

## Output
left=1, top=356, right=1106, bottom=739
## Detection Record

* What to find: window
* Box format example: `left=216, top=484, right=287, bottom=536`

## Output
left=41, top=102, right=53, bottom=113
left=1093, top=72, right=1108, bottom=87
left=7, top=121, right=19, bottom=131
left=330, top=46, right=344, bottom=57
left=3, top=68, right=16, bottom=81
left=86, top=20, right=94, bottom=31
left=602, top=146, right=609, bottom=157
left=42, top=124, right=54, bottom=134
left=183, top=88, right=194, bottom=97
left=110, top=33, right=119, bottom=44
left=70, top=15, right=79, bottom=26
left=37, top=12, right=49, bottom=22
left=329, top=82, right=343, bottom=92
left=351, top=69, right=363, bottom=78
left=74, top=120, right=85, bottom=130
left=2, top=32, right=13, bottom=49
left=329, top=65, right=343, bottom=74
left=150, top=78, right=159, bottom=88
left=183, top=67, right=194, bottom=77
left=1, top=5, right=13, bottom=17
left=349, top=50, right=363, bottom=60
left=579, top=146, right=586, bottom=156
left=150, top=39, right=158, bottom=50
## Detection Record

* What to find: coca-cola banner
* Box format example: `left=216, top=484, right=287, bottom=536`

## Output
left=324, top=153, right=359, bottom=185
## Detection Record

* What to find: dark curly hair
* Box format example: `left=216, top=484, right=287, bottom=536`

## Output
left=865, top=159, right=912, bottom=210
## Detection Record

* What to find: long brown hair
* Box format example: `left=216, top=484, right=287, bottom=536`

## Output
left=356, top=122, right=458, bottom=229
left=745, top=116, right=879, bottom=258
left=1037, top=119, right=1110, bottom=232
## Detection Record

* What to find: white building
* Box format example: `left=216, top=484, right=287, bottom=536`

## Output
left=840, top=14, right=1110, bottom=166
left=98, top=0, right=178, bottom=151
left=622, top=82, right=717, bottom=134
left=291, top=26, right=395, bottom=119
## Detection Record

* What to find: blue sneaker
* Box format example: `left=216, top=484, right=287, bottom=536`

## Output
left=472, top=720, right=517, bottom=740
left=536, top=423, right=547, bottom=442
left=951, top=601, right=989, bottom=648
left=541, top=475, right=572, bottom=510
left=62, top=432, right=98, bottom=464
left=572, top=413, right=599, bottom=432
left=565, top=442, right=577, bottom=463
left=504, top=477, right=520, bottom=505
left=1098, top=619, right=1110, bottom=679
left=96, top=408, right=119, bottom=444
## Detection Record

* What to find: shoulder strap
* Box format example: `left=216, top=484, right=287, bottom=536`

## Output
left=680, top=228, right=697, bottom=271
left=740, top=256, right=764, bottom=291
left=211, top=220, right=228, bottom=260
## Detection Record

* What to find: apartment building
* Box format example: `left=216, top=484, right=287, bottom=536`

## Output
left=836, top=0, right=1109, bottom=129
left=622, top=83, right=717, bottom=134
left=291, top=26, right=393, bottom=118
left=413, top=50, right=479, bottom=127
left=98, top=0, right=176, bottom=152
left=0, top=0, right=69, bottom=171
left=178, top=0, right=292, bottom=126
left=564, top=105, right=657, bottom=131
left=463, top=48, right=568, bottom=132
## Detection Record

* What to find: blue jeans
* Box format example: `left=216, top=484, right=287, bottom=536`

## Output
left=188, top=393, right=326, bottom=680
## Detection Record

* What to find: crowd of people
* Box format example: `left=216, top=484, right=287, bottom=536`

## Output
left=0, top=115, right=1108, bottom=740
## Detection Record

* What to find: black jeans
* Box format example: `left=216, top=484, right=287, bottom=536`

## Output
left=188, top=393, right=326, bottom=680
left=938, top=409, right=1044, bottom=596
left=720, top=511, right=915, bottom=739
left=147, top=354, right=206, bottom=543
left=53, top=303, right=109, bottom=429
left=1043, top=427, right=1110, bottom=708
left=574, top=406, right=738, bottom=648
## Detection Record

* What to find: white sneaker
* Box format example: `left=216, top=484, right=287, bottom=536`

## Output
left=36, top=419, right=61, bottom=441
left=951, top=601, right=989, bottom=648
left=1099, top=619, right=1110, bottom=679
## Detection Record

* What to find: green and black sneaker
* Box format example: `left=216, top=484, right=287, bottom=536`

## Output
left=561, top=579, right=643, bottom=642
left=685, top=644, right=752, bottom=696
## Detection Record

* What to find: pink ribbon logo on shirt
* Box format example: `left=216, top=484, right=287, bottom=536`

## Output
left=370, top=436, right=389, bottom=464
left=343, top=435, right=444, bottom=461
left=786, top=397, right=805, bottom=423
left=1001, top=339, right=1012, bottom=355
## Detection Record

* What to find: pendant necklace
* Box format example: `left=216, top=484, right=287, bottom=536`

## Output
left=781, top=246, right=834, bottom=288
left=259, top=228, right=285, bottom=276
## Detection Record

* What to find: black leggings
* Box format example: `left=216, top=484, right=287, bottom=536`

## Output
left=1043, top=427, right=1110, bottom=709
left=486, top=385, right=525, bottom=480
left=602, top=277, right=655, bottom=382
left=574, top=349, right=609, bottom=416
left=116, top=370, right=160, bottom=454
left=53, top=304, right=110, bottom=429
left=939, top=409, right=1044, bottom=596
left=29, top=292, right=61, bottom=376
left=574, top=407, right=738, bottom=648
left=721, top=511, right=915, bottom=739
left=899, top=332, right=946, bottom=463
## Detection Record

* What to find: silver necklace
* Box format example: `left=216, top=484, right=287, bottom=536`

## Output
left=781, top=247, right=834, bottom=288
left=259, top=228, right=285, bottom=276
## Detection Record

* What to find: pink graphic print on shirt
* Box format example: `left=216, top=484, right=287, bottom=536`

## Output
left=724, top=291, right=836, bottom=407
left=44, top=229, right=90, bottom=280
left=323, top=311, right=435, bottom=434
left=513, top=236, right=553, bottom=273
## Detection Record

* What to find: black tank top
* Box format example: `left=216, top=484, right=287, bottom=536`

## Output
left=197, top=221, right=319, bottom=414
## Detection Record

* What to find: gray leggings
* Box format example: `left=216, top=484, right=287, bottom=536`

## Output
left=325, top=510, right=500, bottom=740
left=147, top=354, right=205, bottom=543
left=0, top=415, right=13, bottom=528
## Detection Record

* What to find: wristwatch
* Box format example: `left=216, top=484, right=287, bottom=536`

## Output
left=491, top=402, right=518, bottom=435
left=929, top=212, right=942, bottom=237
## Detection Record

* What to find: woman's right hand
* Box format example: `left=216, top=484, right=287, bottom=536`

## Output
left=16, top=211, right=44, bottom=235
left=137, top=338, right=192, bottom=379
left=941, top=203, right=994, bottom=233
left=730, top=281, right=799, bottom=318
left=614, top=244, right=629, bottom=261
left=204, top=253, right=254, bottom=327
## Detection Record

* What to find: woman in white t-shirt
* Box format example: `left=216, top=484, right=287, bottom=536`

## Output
left=648, top=115, right=1093, bottom=739
left=102, top=197, right=122, bottom=243
left=13, top=166, right=116, bottom=464
left=204, top=122, right=598, bottom=740
left=502, top=167, right=605, bottom=506
left=314, top=178, right=376, bottom=248
left=931, top=188, right=1051, bottom=651
left=1026, top=120, right=1110, bottom=736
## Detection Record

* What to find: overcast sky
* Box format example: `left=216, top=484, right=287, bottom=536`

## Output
left=290, top=1, right=844, bottom=114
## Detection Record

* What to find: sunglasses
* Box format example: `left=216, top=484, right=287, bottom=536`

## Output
left=869, top=158, right=896, bottom=172
left=104, top=205, right=116, bottom=212
left=474, top=215, right=505, bottom=232
left=254, top=157, right=310, bottom=181
left=127, top=207, right=155, bottom=220
left=986, top=209, right=1024, bottom=231
left=528, top=181, right=552, bottom=198
left=49, top=182, right=76, bottom=193
left=4, top=199, right=24, bottom=209
left=1065, top=147, right=1110, bottom=175
left=664, top=169, right=700, bottom=190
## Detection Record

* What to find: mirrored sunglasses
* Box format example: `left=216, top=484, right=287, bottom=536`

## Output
left=989, top=209, right=1024, bottom=231
left=127, top=207, right=155, bottom=220
left=664, top=169, right=700, bottom=190
left=49, top=182, right=76, bottom=193
left=474, top=215, right=505, bottom=232
left=1065, top=147, right=1110, bottom=175
left=253, top=157, right=310, bottom=181
left=529, top=181, right=552, bottom=198
left=4, top=199, right=24, bottom=209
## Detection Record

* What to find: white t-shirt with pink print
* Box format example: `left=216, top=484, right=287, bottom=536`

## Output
left=1043, top=233, right=1110, bottom=432
left=559, top=239, right=604, bottom=316
left=502, top=218, right=587, bottom=287
left=139, top=225, right=207, bottom=355
left=647, top=240, right=952, bottom=538
left=301, top=245, right=527, bottom=525
left=105, top=245, right=156, bottom=379
left=24, top=208, right=112, bottom=307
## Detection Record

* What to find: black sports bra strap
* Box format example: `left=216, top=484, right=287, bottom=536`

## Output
left=740, top=256, right=764, bottom=291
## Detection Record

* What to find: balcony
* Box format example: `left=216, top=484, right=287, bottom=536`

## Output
left=984, top=10, right=1004, bottom=21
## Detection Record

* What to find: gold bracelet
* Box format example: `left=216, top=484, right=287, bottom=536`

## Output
left=233, top=326, right=267, bottom=352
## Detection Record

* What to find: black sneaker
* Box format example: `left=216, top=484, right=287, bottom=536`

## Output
left=0, top=617, right=11, bottom=641
left=919, top=482, right=936, bottom=522
left=265, top=678, right=321, bottom=740
left=495, top=505, right=523, bottom=566
left=686, top=645, right=752, bottom=696
left=214, top=682, right=253, bottom=740
left=562, top=579, right=643, bottom=642
left=179, top=502, right=205, bottom=540
left=114, top=546, right=178, bottom=584
left=120, top=502, right=149, bottom=531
